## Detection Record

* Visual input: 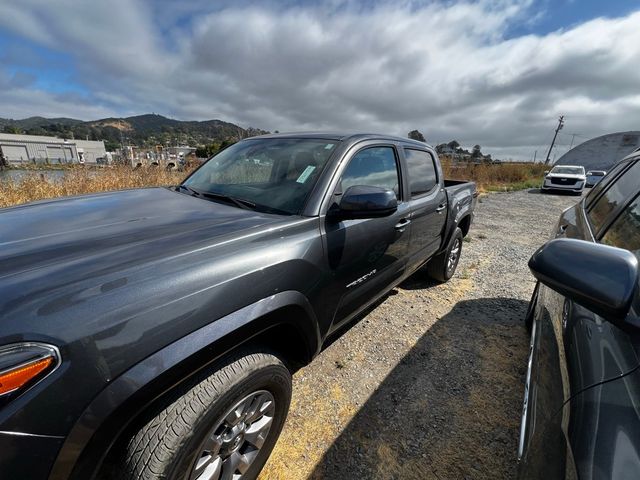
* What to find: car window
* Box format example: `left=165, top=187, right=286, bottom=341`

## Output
left=404, top=149, right=437, bottom=197
left=586, top=160, right=632, bottom=208
left=587, top=160, right=640, bottom=233
left=601, top=193, right=640, bottom=259
left=340, top=146, right=400, bottom=197
left=550, top=166, right=584, bottom=175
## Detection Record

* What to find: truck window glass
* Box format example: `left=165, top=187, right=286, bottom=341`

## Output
left=601, top=193, right=640, bottom=260
left=588, top=160, right=640, bottom=233
left=184, top=138, right=337, bottom=215
left=340, top=146, right=400, bottom=197
left=404, top=149, right=437, bottom=196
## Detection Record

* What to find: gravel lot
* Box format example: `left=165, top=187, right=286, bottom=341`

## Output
left=259, top=189, right=580, bottom=480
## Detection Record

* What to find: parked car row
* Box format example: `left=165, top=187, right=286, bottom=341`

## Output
left=1, top=127, right=637, bottom=479
left=520, top=150, right=640, bottom=479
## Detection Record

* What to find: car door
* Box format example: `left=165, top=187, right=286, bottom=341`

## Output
left=401, top=147, right=447, bottom=271
left=519, top=157, right=640, bottom=479
left=322, top=144, right=411, bottom=331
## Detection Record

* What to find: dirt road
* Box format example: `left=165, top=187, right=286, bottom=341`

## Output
left=259, top=189, right=580, bottom=480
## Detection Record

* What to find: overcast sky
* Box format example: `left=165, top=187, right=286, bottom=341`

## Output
left=0, top=0, right=639, bottom=160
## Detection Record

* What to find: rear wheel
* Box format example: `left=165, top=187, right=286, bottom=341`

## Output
left=117, top=352, right=292, bottom=480
left=426, top=227, right=463, bottom=283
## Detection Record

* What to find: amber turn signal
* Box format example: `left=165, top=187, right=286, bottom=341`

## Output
left=0, top=356, right=54, bottom=396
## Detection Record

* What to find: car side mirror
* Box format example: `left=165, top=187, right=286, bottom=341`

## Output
left=330, top=185, right=398, bottom=220
left=544, top=170, right=549, bottom=175
left=529, top=238, right=638, bottom=321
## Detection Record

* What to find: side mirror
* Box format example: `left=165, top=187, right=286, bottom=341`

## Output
left=544, top=170, right=549, bottom=175
left=529, top=238, right=638, bottom=321
left=330, top=185, right=398, bottom=220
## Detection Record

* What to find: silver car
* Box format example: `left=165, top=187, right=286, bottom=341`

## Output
left=585, top=170, right=606, bottom=187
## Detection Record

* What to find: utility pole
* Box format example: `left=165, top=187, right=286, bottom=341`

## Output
left=568, top=133, right=580, bottom=151
left=544, top=115, right=564, bottom=165
left=532, top=150, right=537, bottom=163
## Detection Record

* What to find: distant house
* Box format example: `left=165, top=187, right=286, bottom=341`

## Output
left=0, top=133, right=107, bottom=166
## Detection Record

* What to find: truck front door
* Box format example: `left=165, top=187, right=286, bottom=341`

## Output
left=323, top=144, right=410, bottom=331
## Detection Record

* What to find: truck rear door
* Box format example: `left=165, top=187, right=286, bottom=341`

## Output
left=401, top=147, right=447, bottom=271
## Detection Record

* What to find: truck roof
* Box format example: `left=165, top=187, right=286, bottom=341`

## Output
left=249, top=131, right=431, bottom=149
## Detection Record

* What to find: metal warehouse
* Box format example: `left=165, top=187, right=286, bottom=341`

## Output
left=0, top=133, right=106, bottom=166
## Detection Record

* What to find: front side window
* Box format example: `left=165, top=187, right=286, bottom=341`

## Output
left=404, top=149, right=437, bottom=196
left=588, top=160, right=640, bottom=233
left=601, top=193, right=640, bottom=260
left=339, top=146, right=400, bottom=197
left=184, top=138, right=337, bottom=214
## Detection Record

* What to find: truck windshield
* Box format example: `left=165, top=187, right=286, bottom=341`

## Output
left=550, top=166, right=584, bottom=175
left=183, top=138, right=338, bottom=215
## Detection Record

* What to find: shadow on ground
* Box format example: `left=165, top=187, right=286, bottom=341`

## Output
left=309, top=297, right=529, bottom=480
left=527, top=188, right=583, bottom=197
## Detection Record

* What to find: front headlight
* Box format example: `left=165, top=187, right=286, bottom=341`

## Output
left=0, top=343, right=60, bottom=400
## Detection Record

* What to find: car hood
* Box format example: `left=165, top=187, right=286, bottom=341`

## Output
left=0, top=187, right=288, bottom=278
left=546, top=172, right=586, bottom=179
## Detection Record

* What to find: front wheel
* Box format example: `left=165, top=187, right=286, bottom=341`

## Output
left=426, top=227, right=463, bottom=283
left=116, top=351, right=292, bottom=480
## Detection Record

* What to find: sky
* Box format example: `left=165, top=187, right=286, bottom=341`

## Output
left=0, top=0, right=639, bottom=160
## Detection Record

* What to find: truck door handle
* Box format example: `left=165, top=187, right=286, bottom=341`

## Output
left=394, top=218, right=411, bottom=231
left=436, top=203, right=446, bottom=212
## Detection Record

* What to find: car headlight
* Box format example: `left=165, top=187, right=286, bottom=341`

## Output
left=0, top=343, right=60, bottom=400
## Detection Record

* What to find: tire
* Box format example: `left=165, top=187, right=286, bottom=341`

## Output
left=525, top=282, right=539, bottom=333
left=426, top=227, right=463, bottom=283
left=118, top=352, right=292, bottom=480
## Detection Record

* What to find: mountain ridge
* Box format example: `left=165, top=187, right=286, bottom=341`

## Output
left=0, top=114, right=267, bottom=150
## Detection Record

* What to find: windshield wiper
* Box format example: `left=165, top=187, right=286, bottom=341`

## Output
left=175, top=185, right=201, bottom=197
left=198, top=191, right=257, bottom=211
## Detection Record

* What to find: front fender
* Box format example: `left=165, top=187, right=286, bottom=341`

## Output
left=49, top=290, right=320, bottom=480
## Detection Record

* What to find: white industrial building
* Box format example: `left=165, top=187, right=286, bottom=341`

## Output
left=0, top=133, right=107, bottom=166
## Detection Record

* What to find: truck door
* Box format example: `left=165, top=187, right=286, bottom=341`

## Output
left=323, top=144, right=410, bottom=330
left=402, top=148, right=447, bottom=271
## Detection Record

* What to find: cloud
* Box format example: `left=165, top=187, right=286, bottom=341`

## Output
left=1, top=0, right=639, bottom=159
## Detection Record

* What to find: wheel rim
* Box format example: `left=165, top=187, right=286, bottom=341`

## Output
left=447, top=238, right=461, bottom=273
left=190, top=390, right=275, bottom=480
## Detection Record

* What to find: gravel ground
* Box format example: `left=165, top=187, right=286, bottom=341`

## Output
left=259, top=189, right=581, bottom=480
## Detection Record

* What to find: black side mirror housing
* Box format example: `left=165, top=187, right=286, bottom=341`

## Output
left=529, top=238, right=638, bottom=321
left=330, top=185, right=398, bottom=220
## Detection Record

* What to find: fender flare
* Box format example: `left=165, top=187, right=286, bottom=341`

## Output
left=49, top=290, right=320, bottom=480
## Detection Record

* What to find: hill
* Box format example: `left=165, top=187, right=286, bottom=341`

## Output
left=0, top=114, right=267, bottom=150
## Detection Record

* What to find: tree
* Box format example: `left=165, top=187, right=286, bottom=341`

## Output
left=472, top=144, right=482, bottom=158
left=3, top=125, right=21, bottom=134
left=408, top=130, right=426, bottom=142
left=447, top=140, right=460, bottom=150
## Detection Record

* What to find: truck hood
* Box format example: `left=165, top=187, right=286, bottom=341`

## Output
left=0, top=187, right=288, bottom=278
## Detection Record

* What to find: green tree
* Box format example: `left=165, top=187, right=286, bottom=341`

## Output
left=472, top=144, right=482, bottom=158
left=408, top=130, right=426, bottom=142
left=3, top=125, right=21, bottom=134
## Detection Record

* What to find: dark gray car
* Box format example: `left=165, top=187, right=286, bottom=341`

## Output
left=0, top=133, right=476, bottom=480
left=519, top=151, right=640, bottom=479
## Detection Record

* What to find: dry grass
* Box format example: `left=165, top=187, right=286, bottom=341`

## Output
left=0, top=166, right=193, bottom=209
left=442, top=161, right=547, bottom=192
left=0, top=161, right=548, bottom=209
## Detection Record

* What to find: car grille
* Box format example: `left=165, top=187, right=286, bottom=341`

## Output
left=550, top=177, right=578, bottom=186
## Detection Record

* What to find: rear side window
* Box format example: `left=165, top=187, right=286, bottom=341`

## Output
left=588, top=160, right=640, bottom=233
left=601, top=193, right=640, bottom=259
left=586, top=160, right=631, bottom=208
left=404, top=149, right=437, bottom=196
left=340, top=146, right=400, bottom=196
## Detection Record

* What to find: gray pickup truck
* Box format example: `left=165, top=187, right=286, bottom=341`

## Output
left=0, top=132, right=476, bottom=480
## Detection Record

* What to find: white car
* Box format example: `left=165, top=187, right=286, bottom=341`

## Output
left=585, top=170, right=606, bottom=187
left=541, top=165, right=586, bottom=195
